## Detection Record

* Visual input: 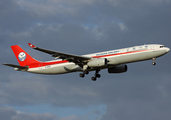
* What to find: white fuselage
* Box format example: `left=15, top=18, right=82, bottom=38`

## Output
left=27, top=44, right=170, bottom=74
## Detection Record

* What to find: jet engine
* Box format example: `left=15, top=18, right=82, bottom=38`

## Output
left=108, top=64, right=127, bottom=73
left=87, top=58, right=107, bottom=67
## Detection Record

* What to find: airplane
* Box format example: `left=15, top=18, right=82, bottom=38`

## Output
left=3, top=43, right=170, bottom=81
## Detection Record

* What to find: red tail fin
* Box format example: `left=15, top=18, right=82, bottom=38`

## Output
left=11, top=45, right=41, bottom=67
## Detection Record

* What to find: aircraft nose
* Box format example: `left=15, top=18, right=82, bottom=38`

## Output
left=166, top=47, right=170, bottom=52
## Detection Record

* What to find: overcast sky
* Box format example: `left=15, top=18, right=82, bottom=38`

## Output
left=1, top=0, right=171, bottom=120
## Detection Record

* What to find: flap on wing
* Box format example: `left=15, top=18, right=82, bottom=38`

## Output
left=3, top=63, right=29, bottom=70
left=28, top=43, right=91, bottom=63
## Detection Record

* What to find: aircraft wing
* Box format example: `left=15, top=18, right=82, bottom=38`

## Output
left=28, top=43, right=91, bottom=66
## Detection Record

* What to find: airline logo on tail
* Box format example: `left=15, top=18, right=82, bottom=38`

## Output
left=18, top=52, right=26, bottom=61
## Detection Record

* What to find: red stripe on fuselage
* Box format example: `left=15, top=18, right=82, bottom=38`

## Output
left=92, top=49, right=150, bottom=58
left=29, top=49, right=152, bottom=68
left=28, top=60, right=68, bottom=68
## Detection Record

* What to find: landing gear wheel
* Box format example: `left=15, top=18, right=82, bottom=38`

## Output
left=91, top=77, right=97, bottom=81
left=152, top=62, right=156, bottom=66
left=95, top=74, right=101, bottom=78
left=79, top=73, right=85, bottom=78
left=91, top=70, right=101, bottom=81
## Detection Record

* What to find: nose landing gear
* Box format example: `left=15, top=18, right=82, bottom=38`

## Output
left=152, top=58, right=156, bottom=65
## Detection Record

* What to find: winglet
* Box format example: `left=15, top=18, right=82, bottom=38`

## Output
left=28, top=43, right=36, bottom=48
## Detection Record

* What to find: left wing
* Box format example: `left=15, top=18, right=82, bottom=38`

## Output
left=28, top=43, right=92, bottom=66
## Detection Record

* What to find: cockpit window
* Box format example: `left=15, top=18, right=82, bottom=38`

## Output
left=160, top=46, right=165, bottom=48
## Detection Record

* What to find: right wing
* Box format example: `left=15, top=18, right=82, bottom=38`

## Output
left=28, top=43, right=92, bottom=67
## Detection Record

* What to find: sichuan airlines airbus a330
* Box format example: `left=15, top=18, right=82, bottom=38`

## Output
left=3, top=43, right=170, bottom=81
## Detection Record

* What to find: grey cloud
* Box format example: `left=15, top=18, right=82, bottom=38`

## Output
left=0, top=0, right=34, bottom=32
left=12, top=112, right=57, bottom=120
left=102, top=98, right=171, bottom=120
left=0, top=73, right=102, bottom=106
left=0, top=106, right=16, bottom=120
left=0, top=106, right=103, bottom=120
left=0, top=106, right=58, bottom=120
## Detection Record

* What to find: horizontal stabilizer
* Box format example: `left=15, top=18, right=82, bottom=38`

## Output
left=3, top=63, right=29, bottom=70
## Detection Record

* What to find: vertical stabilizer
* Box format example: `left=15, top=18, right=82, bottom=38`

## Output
left=11, top=45, right=41, bottom=67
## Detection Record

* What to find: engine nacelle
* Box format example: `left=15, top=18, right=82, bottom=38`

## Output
left=87, top=58, right=107, bottom=67
left=108, top=64, right=127, bottom=73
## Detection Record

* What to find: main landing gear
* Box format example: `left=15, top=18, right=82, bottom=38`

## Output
left=152, top=58, right=156, bottom=65
left=79, top=70, right=89, bottom=78
left=79, top=70, right=101, bottom=81
left=91, top=70, right=101, bottom=81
